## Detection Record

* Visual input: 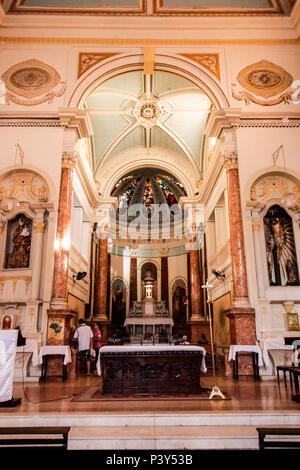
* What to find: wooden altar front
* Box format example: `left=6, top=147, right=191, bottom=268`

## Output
left=99, top=345, right=207, bottom=395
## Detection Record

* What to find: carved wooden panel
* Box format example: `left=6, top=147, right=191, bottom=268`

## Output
left=101, top=349, right=204, bottom=395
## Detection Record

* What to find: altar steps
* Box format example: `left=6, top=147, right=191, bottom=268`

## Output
left=1, top=413, right=300, bottom=450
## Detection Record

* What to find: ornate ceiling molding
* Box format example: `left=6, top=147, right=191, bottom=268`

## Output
left=78, top=52, right=119, bottom=78
left=179, top=54, right=220, bottom=80
left=232, top=60, right=298, bottom=106
left=2, top=58, right=66, bottom=106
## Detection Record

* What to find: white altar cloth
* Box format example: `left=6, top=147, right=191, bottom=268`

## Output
left=38, top=346, right=72, bottom=366
left=259, top=340, right=293, bottom=367
left=228, top=345, right=263, bottom=367
left=16, top=340, right=39, bottom=367
left=96, top=344, right=207, bottom=376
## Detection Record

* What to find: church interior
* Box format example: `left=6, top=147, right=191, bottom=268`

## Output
left=0, top=0, right=300, bottom=452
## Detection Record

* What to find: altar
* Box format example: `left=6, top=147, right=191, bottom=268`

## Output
left=98, top=345, right=207, bottom=395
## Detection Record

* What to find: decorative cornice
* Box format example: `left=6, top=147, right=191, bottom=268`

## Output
left=205, top=109, right=300, bottom=139
left=0, top=118, right=62, bottom=128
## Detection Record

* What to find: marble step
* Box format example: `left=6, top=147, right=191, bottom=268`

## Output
left=1, top=412, right=300, bottom=428
left=67, top=425, right=300, bottom=450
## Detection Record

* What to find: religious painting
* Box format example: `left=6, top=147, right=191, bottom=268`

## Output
left=111, top=279, right=126, bottom=326
left=5, top=214, right=32, bottom=269
left=2, top=315, right=12, bottom=330
left=47, top=317, right=65, bottom=343
left=172, top=280, right=187, bottom=326
left=264, top=205, right=299, bottom=287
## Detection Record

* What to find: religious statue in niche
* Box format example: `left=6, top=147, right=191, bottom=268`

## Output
left=111, top=279, right=126, bottom=327
left=172, top=281, right=187, bottom=326
left=5, top=214, right=32, bottom=269
left=264, top=205, right=299, bottom=286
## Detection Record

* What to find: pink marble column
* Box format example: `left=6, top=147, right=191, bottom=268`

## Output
left=188, top=237, right=206, bottom=344
left=224, top=152, right=255, bottom=375
left=47, top=153, right=76, bottom=354
left=224, top=152, right=249, bottom=306
left=93, top=237, right=109, bottom=342
left=51, top=153, right=76, bottom=305
left=189, top=240, right=202, bottom=319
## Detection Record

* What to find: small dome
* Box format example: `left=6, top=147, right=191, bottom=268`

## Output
left=111, top=169, right=187, bottom=210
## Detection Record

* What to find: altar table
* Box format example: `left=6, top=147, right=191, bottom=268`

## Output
left=38, top=346, right=72, bottom=381
left=98, top=345, right=207, bottom=395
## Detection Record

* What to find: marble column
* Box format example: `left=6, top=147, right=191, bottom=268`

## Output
left=47, top=153, right=76, bottom=349
left=223, top=151, right=256, bottom=375
left=51, top=153, right=76, bottom=306
left=161, top=255, right=169, bottom=308
left=130, top=256, right=137, bottom=307
left=188, top=237, right=206, bottom=344
left=224, top=152, right=249, bottom=306
left=94, top=238, right=108, bottom=322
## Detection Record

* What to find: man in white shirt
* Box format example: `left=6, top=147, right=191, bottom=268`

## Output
left=74, top=318, right=93, bottom=375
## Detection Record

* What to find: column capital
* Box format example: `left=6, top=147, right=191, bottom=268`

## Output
left=33, top=222, right=45, bottom=233
left=61, top=152, right=77, bottom=169
left=223, top=151, right=238, bottom=171
left=252, top=220, right=261, bottom=232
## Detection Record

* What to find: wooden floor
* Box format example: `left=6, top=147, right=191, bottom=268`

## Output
left=6, top=373, right=300, bottom=415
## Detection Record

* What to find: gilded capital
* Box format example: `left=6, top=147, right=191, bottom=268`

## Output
left=252, top=220, right=261, bottom=232
left=33, top=222, right=45, bottom=233
left=223, top=151, right=238, bottom=171
left=61, top=152, right=77, bottom=170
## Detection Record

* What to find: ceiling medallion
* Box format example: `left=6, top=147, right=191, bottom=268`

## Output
left=232, top=60, right=298, bottom=106
left=130, top=93, right=170, bottom=128
left=2, top=59, right=65, bottom=106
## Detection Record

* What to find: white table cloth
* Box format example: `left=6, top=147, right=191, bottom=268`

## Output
left=16, top=339, right=39, bottom=367
left=38, top=346, right=72, bottom=366
left=259, top=340, right=293, bottom=367
left=96, top=344, right=207, bottom=376
left=228, top=345, right=263, bottom=367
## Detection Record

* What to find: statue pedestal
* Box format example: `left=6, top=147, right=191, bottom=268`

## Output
left=188, top=319, right=209, bottom=345
left=225, top=307, right=256, bottom=376
left=45, top=308, right=75, bottom=377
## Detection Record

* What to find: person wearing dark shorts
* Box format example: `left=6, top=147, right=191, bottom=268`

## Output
left=74, top=319, right=93, bottom=375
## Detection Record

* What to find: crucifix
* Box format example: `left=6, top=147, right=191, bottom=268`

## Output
left=202, top=281, right=226, bottom=400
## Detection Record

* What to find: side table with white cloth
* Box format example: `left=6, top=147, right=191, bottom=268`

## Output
left=38, top=346, right=72, bottom=381
left=14, top=340, right=40, bottom=382
left=259, top=340, right=293, bottom=368
left=228, top=345, right=263, bottom=380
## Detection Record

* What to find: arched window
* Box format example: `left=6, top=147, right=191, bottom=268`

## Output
left=264, top=205, right=299, bottom=286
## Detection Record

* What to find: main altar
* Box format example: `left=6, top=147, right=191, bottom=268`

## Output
left=99, top=345, right=207, bottom=395
left=124, top=270, right=173, bottom=343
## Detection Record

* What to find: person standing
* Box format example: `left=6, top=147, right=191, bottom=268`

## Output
left=74, top=318, right=93, bottom=375
left=92, top=322, right=102, bottom=368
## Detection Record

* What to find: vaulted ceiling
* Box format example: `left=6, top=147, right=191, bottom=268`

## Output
left=83, top=70, right=212, bottom=179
